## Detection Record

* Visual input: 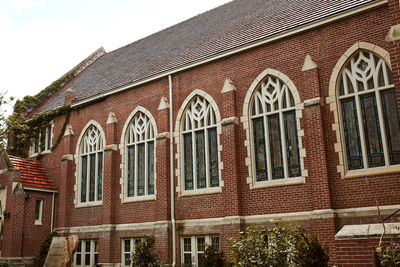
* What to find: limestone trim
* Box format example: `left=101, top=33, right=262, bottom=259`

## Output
left=106, top=112, right=117, bottom=124
left=241, top=68, right=307, bottom=189
left=386, top=24, right=400, bottom=42
left=74, top=120, right=106, bottom=208
left=301, top=55, right=318, bottom=71
left=174, top=89, right=223, bottom=197
left=221, top=78, right=237, bottom=93
left=158, top=96, right=169, bottom=110
left=326, top=42, right=393, bottom=178
left=54, top=204, right=400, bottom=234
left=61, top=154, right=74, bottom=161
left=221, top=116, right=239, bottom=126
left=119, top=106, right=158, bottom=203
left=335, top=223, right=400, bottom=240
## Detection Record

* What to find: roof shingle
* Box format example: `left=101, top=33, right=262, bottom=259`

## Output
left=9, top=156, right=57, bottom=190
left=35, top=0, right=376, bottom=113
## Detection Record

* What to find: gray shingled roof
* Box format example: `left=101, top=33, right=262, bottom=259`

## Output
left=35, top=0, right=376, bottom=113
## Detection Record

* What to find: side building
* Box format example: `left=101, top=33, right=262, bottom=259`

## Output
left=1, top=0, right=400, bottom=266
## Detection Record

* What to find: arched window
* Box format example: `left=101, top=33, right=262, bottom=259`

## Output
left=124, top=111, right=155, bottom=198
left=78, top=124, right=104, bottom=204
left=249, top=74, right=301, bottom=181
left=181, top=96, right=219, bottom=191
left=337, top=50, right=399, bottom=170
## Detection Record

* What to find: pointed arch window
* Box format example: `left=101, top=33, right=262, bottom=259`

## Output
left=250, top=75, right=301, bottom=181
left=125, top=111, right=155, bottom=198
left=338, top=50, right=399, bottom=170
left=79, top=125, right=104, bottom=204
left=181, top=96, right=219, bottom=191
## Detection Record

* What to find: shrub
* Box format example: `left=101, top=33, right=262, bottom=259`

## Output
left=33, top=231, right=59, bottom=267
left=377, top=241, right=400, bottom=266
left=203, top=244, right=227, bottom=267
left=230, top=223, right=329, bottom=267
left=130, top=236, right=163, bottom=267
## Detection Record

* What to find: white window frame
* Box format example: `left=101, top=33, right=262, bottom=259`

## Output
left=120, top=107, right=158, bottom=203
left=242, top=68, right=307, bottom=189
left=74, top=120, right=105, bottom=207
left=121, top=237, right=143, bottom=266
left=326, top=42, right=400, bottom=178
left=34, top=199, right=43, bottom=225
left=73, top=239, right=98, bottom=267
left=174, top=90, right=223, bottom=197
left=181, top=235, right=219, bottom=267
left=30, top=124, right=53, bottom=157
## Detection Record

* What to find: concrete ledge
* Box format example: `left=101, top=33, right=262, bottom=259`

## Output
left=335, top=223, right=400, bottom=240
left=61, top=154, right=73, bottom=161
left=104, top=144, right=118, bottom=151
left=0, top=257, right=35, bottom=267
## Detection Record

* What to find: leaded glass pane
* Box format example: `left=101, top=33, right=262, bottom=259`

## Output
left=253, top=118, right=267, bottom=181
left=89, top=154, right=96, bottom=201
left=137, top=144, right=145, bottom=196
left=97, top=152, right=103, bottom=201
left=284, top=111, right=300, bottom=177
left=361, top=94, right=384, bottom=167
left=381, top=90, right=400, bottom=164
left=208, top=128, right=219, bottom=187
left=268, top=115, right=284, bottom=179
left=196, top=131, right=206, bottom=189
left=81, top=156, right=87, bottom=202
left=211, top=236, right=219, bottom=248
left=148, top=141, right=155, bottom=195
left=127, top=146, right=135, bottom=197
left=341, top=98, right=363, bottom=169
left=184, top=133, right=193, bottom=190
left=184, top=238, right=191, bottom=252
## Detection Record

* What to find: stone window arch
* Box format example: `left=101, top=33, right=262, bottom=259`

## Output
left=75, top=120, right=105, bottom=206
left=327, top=42, right=399, bottom=177
left=120, top=106, right=157, bottom=202
left=242, top=68, right=306, bottom=188
left=175, top=90, right=223, bottom=196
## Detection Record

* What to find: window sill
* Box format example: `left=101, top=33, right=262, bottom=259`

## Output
left=180, top=187, right=222, bottom=197
left=34, top=221, right=42, bottom=226
left=29, top=150, right=51, bottom=158
left=122, top=195, right=156, bottom=203
left=344, top=165, right=400, bottom=179
left=75, top=201, right=103, bottom=208
left=250, top=176, right=305, bottom=189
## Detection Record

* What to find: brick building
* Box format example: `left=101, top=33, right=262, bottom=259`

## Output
left=1, top=0, right=400, bottom=266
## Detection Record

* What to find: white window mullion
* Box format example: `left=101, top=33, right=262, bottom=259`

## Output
left=376, top=91, right=390, bottom=166
left=354, top=95, right=368, bottom=168
left=264, top=115, right=272, bottom=181
left=279, top=111, right=289, bottom=178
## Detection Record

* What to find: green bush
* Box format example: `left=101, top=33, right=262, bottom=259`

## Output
left=377, top=241, right=400, bottom=266
left=203, top=244, right=227, bottom=267
left=33, top=231, right=58, bottom=267
left=130, top=236, right=163, bottom=267
left=230, top=223, right=329, bottom=267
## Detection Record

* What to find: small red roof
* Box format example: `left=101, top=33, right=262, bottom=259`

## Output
left=9, top=156, right=56, bottom=190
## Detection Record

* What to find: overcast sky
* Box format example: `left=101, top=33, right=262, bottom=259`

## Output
left=0, top=0, right=231, bottom=112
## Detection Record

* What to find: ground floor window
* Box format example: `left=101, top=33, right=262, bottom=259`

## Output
left=121, top=238, right=142, bottom=266
left=74, top=240, right=98, bottom=267
left=181, top=235, right=219, bottom=267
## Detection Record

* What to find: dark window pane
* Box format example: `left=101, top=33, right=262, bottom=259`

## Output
left=95, top=254, right=98, bottom=265
left=208, top=128, right=219, bottom=187
left=341, top=98, right=363, bottom=169
left=253, top=118, right=267, bottom=181
left=211, top=236, right=219, bottom=248
left=361, top=94, right=384, bottom=167
left=34, top=132, right=39, bottom=153
left=196, top=131, right=206, bottom=189
left=85, top=241, right=91, bottom=252
left=284, top=111, right=300, bottom=177
left=184, top=238, right=191, bottom=252
left=89, top=154, right=96, bottom=201
left=124, top=253, right=130, bottom=266
left=268, top=115, right=284, bottom=179
left=381, top=90, right=400, bottom=164
left=184, top=134, right=193, bottom=190
left=85, top=254, right=90, bottom=265
left=97, top=152, right=103, bottom=201
left=137, top=144, right=145, bottom=196
left=81, top=156, right=87, bottom=202
left=76, top=254, right=81, bottom=265
left=184, top=254, right=192, bottom=265
left=148, top=142, right=155, bottom=195
left=46, top=126, right=51, bottom=150
left=127, top=146, right=135, bottom=197
left=35, top=200, right=41, bottom=220
left=77, top=242, right=82, bottom=252
left=198, top=253, right=204, bottom=267
left=197, top=237, right=205, bottom=251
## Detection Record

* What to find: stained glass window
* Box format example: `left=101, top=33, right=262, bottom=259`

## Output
left=79, top=125, right=103, bottom=203
left=181, top=96, right=220, bottom=191
left=250, top=74, right=300, bottom=181
left=338, top=50, right=399, bottom=170
left=125, top=111, right=156, bottom=198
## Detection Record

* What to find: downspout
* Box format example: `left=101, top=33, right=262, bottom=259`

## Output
left=50, top=192, right=55, bottom=232
left=169, top=74, right=176, bottom=267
